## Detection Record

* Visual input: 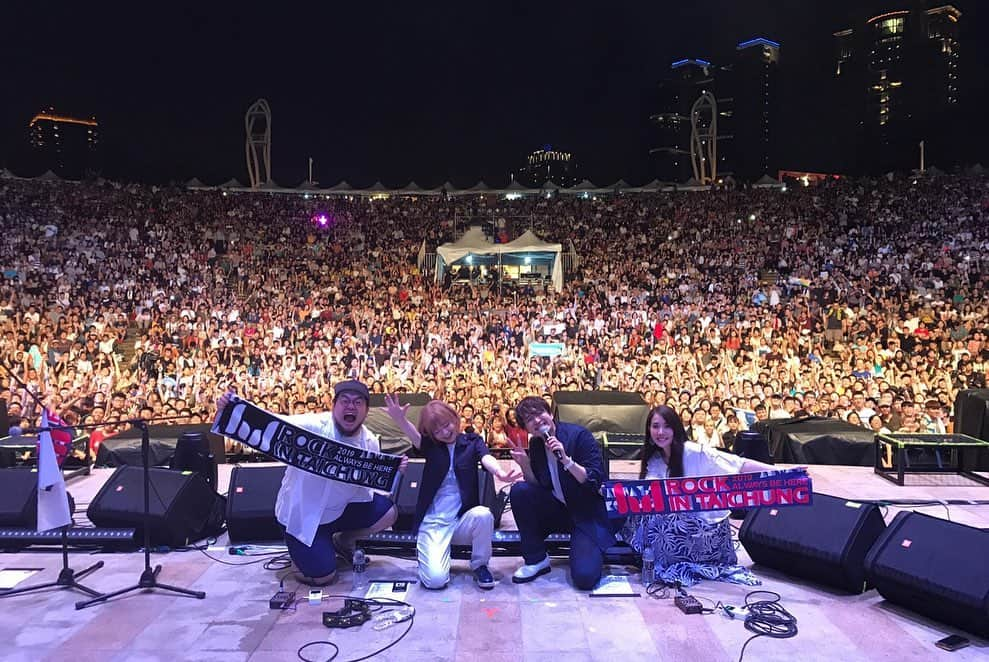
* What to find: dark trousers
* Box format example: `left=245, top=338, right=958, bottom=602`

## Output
left=283, top=494, right=393, bottom=578
left=510, top=481, right=603, bottom=590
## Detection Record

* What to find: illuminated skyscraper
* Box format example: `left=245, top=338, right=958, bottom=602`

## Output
left=650, top=37, right=780, bottom=184
left=833, top=3, right=960, bottom=173
left=518, top=146, right=578, bottom=188
left=28, top=108, right=100, bottom=177
left=650, top=59, right=731, bottom=184
left=731, top=38, right=780, bottom=181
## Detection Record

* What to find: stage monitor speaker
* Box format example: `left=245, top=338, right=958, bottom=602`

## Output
left=170, top=432, right=218, bottom=491
left=553, top=391, right=648, bottom=406
left=601, top=431, right=643, bottom=460
left=739, top=492, right=886, bottom=593
left=954, top=390, right=989, bottom=472
left=391, top=459, right=426, bottom=532
left=954, top=389, right=989, bottom=442
left=733, top=430, right=774, bottom=464
left=0, top=468, right=38, bottom=527
left=390, top=459, right=505, bottom=532
left=364, top=394, right=430, bottom=455
left=553, top=391, right=649, bottom=447
left=368, top=393, right=431, bottom=408
left=87, top=466, right=224, bottom=547
left=754, top=416, right=874, bottom=466
left=478, top=466, right=506, bottom=530
left=96, top=424, right=227, bottom=468
left=0, top=467, right=75, bottom=529
left=864, top=510, right=989, bottom=637
left=225, top=465, right=287, bottom=543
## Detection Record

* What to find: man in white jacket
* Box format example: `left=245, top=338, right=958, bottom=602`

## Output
left=219, top=380, right=402, bottom=586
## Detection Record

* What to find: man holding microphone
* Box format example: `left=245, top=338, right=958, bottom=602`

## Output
left=506, top=396, right=616, bottom=590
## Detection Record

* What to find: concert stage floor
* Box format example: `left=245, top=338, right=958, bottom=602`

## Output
left=1, top=462, right=987, bottom=662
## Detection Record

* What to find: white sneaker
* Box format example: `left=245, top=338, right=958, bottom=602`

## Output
left=512, top=556, right=551, bottom=583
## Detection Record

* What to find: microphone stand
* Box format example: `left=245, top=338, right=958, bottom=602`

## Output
left=75, top=416, right=207, bottom=609
left=0, top=357, right=207, bottom=605
left=0, top=359, right=104, bottom=599
left=1, top=528, right=104, bottom=599
left=1, top=413, right=195, bottom=605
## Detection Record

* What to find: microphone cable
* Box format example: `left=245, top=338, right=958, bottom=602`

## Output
left=737, top=590, right=797, bottom=662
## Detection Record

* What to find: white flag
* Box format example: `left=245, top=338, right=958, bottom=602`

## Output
left=37, top=409, right=72, bottom=532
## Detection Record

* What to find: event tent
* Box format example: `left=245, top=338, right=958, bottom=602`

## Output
left=435, top=227, right=564, bottom=291
left=753, top=174, right=783, bottom=189
left=328, top=180, right=354, bottom=192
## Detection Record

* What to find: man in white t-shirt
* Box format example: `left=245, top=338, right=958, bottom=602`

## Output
left=217, top=380, right=404, bottom=586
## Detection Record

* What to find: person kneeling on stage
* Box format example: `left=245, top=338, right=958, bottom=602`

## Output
left=385, top=395, right=521, bottom=590
left=620, top=405, right=777, bottom=587
left=507, top=396, right=616, bottom=590
left=216, top=380, right=406, bottom=587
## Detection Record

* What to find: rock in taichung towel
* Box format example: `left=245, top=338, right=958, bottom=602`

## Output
left=601, top=468, right=813, bottom=518
left=212, top=397, right=402, bottom=491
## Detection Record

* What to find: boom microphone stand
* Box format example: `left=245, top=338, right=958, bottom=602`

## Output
left=76, top=417, right=206, bottom=609
left=0, top=360, right=205, bottom=606
left=0, top=360, right=104, bottom=600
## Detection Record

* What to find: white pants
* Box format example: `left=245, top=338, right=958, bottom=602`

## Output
left=417, top=505, right=494, bottom=589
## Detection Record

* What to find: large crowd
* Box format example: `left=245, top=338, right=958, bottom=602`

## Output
left=1, top=173, right=987, bottom=455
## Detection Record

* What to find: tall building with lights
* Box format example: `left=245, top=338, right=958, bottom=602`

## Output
left=518, top=146, right=578, bottom=188
left=28, top=108, right=100, bottom=177
left=731, top=38, right=781, bottom=181
left=650, top=37, right=779, bottom=184
left=833, top=3, right=960, bottom=174
left=650, top=59, right=731, bottom=184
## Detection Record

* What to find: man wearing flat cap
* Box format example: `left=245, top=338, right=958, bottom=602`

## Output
left=218, top=380, right=404, bottom=586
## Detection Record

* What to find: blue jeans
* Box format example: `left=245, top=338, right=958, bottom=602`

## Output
left=284, top=494, right=393, bottom=578
left=510, top=481, right=604, bottom=590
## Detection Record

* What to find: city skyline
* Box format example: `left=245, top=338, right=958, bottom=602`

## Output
left=1, top=0, right=986, bottom=184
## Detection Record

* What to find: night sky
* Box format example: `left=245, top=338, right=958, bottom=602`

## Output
left=2, top=1, right=986, bottom=185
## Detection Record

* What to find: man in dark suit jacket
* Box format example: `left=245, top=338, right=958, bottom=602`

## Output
left=507, top=396, right=615, bottom=590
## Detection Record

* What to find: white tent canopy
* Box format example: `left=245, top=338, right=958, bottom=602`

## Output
left=435, top=228, right=564, bottom=291
left=753, top=174, right=783, bottom=189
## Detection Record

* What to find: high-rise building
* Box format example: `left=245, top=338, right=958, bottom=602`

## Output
left=28, top=108, right=100, bottom=177
left=833, top=3, right=960, bottom=174
left=650, top=59, right=732, bottom=184
left=650, top=37, right=779, bottom=184
left=731, top=38, right=781, bottom=180
left=518, top=146, right=578, bottom=188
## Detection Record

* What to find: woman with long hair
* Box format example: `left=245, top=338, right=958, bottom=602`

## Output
left=622, top=404, right=777, bottom=587
left=503, top=408, right=528, bottom=448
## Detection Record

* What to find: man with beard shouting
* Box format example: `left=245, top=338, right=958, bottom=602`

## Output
left=217, top=380, right=405, bottom=586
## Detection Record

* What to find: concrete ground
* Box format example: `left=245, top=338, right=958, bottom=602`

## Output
left=1, top=461, right=987, bottom=662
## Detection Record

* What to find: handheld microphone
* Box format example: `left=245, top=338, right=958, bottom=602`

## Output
left=539, top=424, right=564, bottom=461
